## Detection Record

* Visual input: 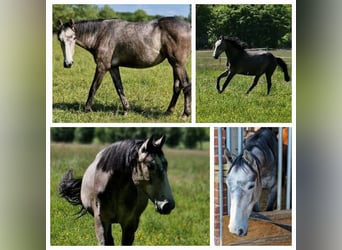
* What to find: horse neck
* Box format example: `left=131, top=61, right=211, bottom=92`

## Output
left=74, top=21, right=102, bottom=50
left=225, top=42, right=247, bottom=59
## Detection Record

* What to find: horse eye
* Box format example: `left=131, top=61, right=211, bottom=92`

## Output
left=247, top=184, right=255, bottom=190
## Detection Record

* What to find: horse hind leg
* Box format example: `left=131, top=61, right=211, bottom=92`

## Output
left=167, top=65, right=191, bottom=120
left=246, top=75, right=261, bottom=94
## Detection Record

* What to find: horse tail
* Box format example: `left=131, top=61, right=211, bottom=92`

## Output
left=276, top=57, right=290, bottom=82
left=59, top=169, right=83, bottom=206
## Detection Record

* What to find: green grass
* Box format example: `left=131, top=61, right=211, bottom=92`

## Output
left=50, top=143, right=209, bottom=246
left=196, top=50, right=292, bottom=123
left=52, top=37, right=192, bottom=123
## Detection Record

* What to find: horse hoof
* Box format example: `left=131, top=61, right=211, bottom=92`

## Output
left=181, top=114, right=190, bottom=121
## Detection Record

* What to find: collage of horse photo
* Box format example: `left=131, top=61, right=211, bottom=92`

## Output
left=47, top=2, right=295, bottom=248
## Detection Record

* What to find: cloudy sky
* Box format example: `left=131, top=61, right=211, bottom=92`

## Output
left=108, top=4, right=190, bottom=18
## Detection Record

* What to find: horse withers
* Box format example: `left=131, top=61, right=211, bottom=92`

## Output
left=57, top=17, right=191, bottom=119
left=225, top=128, right=278, bottom=236
left=59, top=135, right=175, bottom=245
left=213, top=36, right=290, bottom=95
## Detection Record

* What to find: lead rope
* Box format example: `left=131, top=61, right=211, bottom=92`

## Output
left=250, top=212, right=292, bottom=232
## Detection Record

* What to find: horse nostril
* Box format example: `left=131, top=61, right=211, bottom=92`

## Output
left=238, top=228, right=245, bottom=236
left=155, top=200, right=175, bottom=214
left=64, top=61, right=73, bottom=68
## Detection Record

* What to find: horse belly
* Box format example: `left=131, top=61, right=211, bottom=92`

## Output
left=112, top=29, right=165, bottom=68
left=112, top=50, right=165, bottom=68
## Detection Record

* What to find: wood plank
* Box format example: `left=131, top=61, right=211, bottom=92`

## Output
left=222, top=210, right=292, bottom=246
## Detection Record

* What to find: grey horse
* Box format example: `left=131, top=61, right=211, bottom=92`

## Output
left=225, top=128, right=278, bottom=236
left=57, top=17, right=191, bottom=119
left=59, top=135, right=175, bottom=245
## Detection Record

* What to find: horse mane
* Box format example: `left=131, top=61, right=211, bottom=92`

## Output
left=222, top=36, right=249, bottom=51
left=73, top=19, right=108, bottom=36
left=244, top=128, right=277, bottom=159
left=96, top=138, right=165, bottom=173
left=96, top=139, right=143, bottom=173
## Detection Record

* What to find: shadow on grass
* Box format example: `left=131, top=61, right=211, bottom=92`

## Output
left=53, top=102, right=171, bottom=120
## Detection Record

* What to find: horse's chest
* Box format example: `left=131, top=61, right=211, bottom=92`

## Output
left=101, top=182, right=148, bottom=222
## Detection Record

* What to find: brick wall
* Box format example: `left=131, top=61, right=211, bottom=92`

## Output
left=214, top=127, right=228, bottom=245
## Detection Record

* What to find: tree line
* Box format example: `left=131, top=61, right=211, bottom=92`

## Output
left=51, top=127, right=209, bottom=149
left=196, top=4, right=292, bottom=49
left=53, top=5, right=190, bottom=32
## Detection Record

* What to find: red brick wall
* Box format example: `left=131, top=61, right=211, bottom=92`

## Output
left=214, top=127, right=228, bottom=245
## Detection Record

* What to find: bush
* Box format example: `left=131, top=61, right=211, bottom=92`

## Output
left=51, top=128, right=75, bottom=142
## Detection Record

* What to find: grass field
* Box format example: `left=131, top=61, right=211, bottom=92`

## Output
left=50, top=143, right=209, bottom=246
left=196, top=50, right=292, bottom=123
left=52, top=37, right=192, bottom=123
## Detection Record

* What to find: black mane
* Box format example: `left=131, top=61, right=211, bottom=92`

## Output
left=96, top=139, right=143, bottom=173
left=96, top=138, right=165, bottom=173
left=222, top=36, right=249, bottom=51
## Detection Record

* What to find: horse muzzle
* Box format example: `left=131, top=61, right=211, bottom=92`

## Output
left=64, top=61, right=73, bottom=68
left=154, top=199, right=175, bottom=215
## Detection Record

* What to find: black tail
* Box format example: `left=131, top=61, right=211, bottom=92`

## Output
left=276, top=57, right=290, bottom=82
left=59, top=169, right=83, bottom=206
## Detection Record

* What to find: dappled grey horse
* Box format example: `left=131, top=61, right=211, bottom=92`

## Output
left=213, top=36, right=290, bottom=94
left=57, top=17, right=191, bottom=119
left=225, top=128, right=278, bottom=236
left=59, top=135, right=175, bottom=245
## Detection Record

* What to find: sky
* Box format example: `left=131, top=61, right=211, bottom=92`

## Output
left=107, top=4, right=190, bottom=18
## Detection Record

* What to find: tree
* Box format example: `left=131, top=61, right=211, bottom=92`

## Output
left=74, top=128, right=95, bottom=144
left=132, top=9, right=149, bottom=22
left=99, top=5, right=117, bottom=19
left=51, top=128, right=75, bottom=142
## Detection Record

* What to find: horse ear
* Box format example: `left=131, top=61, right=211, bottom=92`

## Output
left=58, top=19, right=63, bottom=28
left=153, top=135, right=166, bottom=148
left=243, top=149, right=254, bottom=165
left=69, top=19, right=75, bottom=29
left=224, top=148, right=235, bottom=164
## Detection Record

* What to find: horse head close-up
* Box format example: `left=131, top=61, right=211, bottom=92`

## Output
left=225, top=128, right=278, bottom=236
left=56, top=17, right=191, bottom=119
left=58, top=135, right=175, bottom=245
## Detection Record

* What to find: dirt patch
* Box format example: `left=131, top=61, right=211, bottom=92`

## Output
left=222, top=210, right=292, bottom=246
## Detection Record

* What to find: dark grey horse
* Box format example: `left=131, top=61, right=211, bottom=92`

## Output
left=57, top=17, right=191, bottom=119
left=59, top=135, right=175, bottom=245
left=225, top=128, right=278, bottom=236
left=213, top=36, right=290, bottom=94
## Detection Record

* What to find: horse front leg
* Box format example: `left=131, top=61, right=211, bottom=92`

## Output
left=246, top=75, right=261, bottom=94
left=109, top=67, right=130, bottom=115
left=219, top=72, right=236, bottom=94
left=216, top=69, right=229, bottom=93
left=85, top=66, right=107, bottom=112
left=94, top=200, right=114, bottom=245
left=121, top=222, right=139, bottom=245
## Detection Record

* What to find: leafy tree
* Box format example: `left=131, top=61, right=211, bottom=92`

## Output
left=132, top=9, right=149, bottom=22
left=51, top=128, right=75, bottom=142
left=74, top=128, right=95, bottom=144
left=99, top=5, right=117, bottom=19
